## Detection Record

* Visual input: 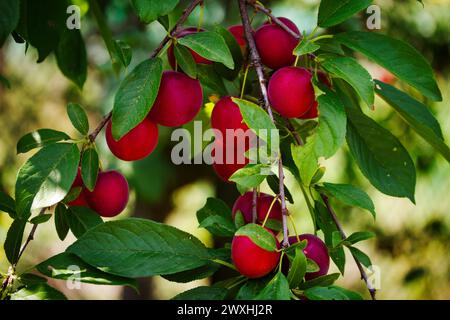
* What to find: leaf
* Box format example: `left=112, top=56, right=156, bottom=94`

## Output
left=307, top=259, right=320, bottom=273
left=66, top=206, right=103, bottom=238
left=349, top=246, right=372, bottom=268
left=113, top=40, right=132, bottom=68
left=236, top=278, right=271, bottom=300
left=196, top=197, right=235, bottom=237
left=304, top=285, right=363, bottom=300
left=10, top=283, right=66, bottom=300
left=0, top=0, right=20, bottom=47
left=375, top=80, right=450, bottom=163
left=0, top=190, right=16, bottom=218
left=81, top=147, right=99, bottom=191
left=54, top=203, right=69, bottom=241
left=297, top=273, right=340, bottom=290
left=29, top=214, right=52, bottom=225
left=131, top=0, right=179, bottom=24
left=232, top=98, right=277, bottom=142
left=321, top=55, right=374, bottom=107
left=213, top=25, right=243, bottom=80
left=234, top=210, right=245, bottom=229
left=229, top=164, right=271, bottom=189
left=172, top=286, right=228, bottom=300
left=67, top=103, right=89, bottom=135
left=163, top=262, right=220, bottom=283
left=196, top=64, right=227, bottom=96
left=235, top=223, right=277, bottom=252
left=55, top=29, right=87, bottom=89
left=346, top=108, right=416, bottom=202
left=15, top=143, right=80, bottom=219
left=4, top=219, right=26, bottom=264
left=343, top=231, right=375, bottom=245
left=36, top=252, right=137, bottom=288
left=112, top=58, right=163, bottom=140
left=294, top=38, right=320, bottom=56
left=336, top=31, right=442, bottom=101
left=254, top=272, right=291, bottom=300
left=19, top=273, right=48, bottom=285
left=67, top=218, right=214, bottom=278
left=320, top=182, right=376, bottom=217
left=178, top=31, right=234, bottom=69
left=62, top=186, right=82, bottom=204
left=287, top=246, right=307, bottom=289
left=174, top=44, right=197, bottom=79
left=318, top=0, right=372, bottom=27
left=291, top=142, right=319, bottom=187
left=267, top=175, right=294, bottom=204
left=16, top=129, right=70, bottom=154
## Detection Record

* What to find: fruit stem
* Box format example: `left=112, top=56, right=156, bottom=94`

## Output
left=212, top=259, right=238, bottom=271
left=240, top=64, right=250, bottom=99
left=261, top=195, right=279, bottom=228
left=150, top=0, right=204, bottom=59
left=238, top=0, right=289, bottom=248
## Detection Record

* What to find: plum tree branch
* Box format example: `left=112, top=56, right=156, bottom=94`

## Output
left=238, top=0, right=289, bottom=248
left=150, top=0, right=204, bottom=59
left=287, top=122, right=377, bottom=300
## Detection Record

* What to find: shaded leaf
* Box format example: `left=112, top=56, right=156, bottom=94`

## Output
left=16, top=129, right=70, bottom=154
left=67, top=103, right=89, bottom=135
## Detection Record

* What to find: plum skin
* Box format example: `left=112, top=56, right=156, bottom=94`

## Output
left=106, top=118, right=159, bottom=161
left=232, top=191, right=282, bottom=225
left=85, top=170, right=129, bottom=218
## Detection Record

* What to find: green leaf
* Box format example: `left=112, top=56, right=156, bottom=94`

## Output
left=375, top=80, right=450, bottom=163
left=236, top=278, right=271, bottom=300
left=16, top=129, right=71, bottom=154
left=343, top=231, right=375, bottom=246
left=62, top=186, right=82, bottom=204
left=112, top=58, right=163, bottom=140
left=346, top=108, right=416, bottom=202
left=67, top=218, right=213, bottom=278
left=29, top=214, right=52, bottom=225
left=336, top=31, right=442, bottom=101
left=4, top=219, right=26, bottom=264
left=54, top=203, right=69, bottom=241
left=287, top=246, right=307, bottom=289
left=163, top=262, right=221, bottom=283
left=235, top=223, right=277, bottom=252
left=320, top=182, right=376, bottom=218
left=232, top=98, right=277, bottom=142
left=0, top=0, right=20, bottom=47
left=349, top=246, right=372, bottom=268
left=254, top=272, right=291, bottom=300
left=10, top=283, right=66, bottom=300
left=174, top=44, right=197, bottom=79
left=291, top=142, right=319, bottom=187
left=264, top=219, right=283, bottom=233
left=229, top=164, right=271, bottom=189
left=321, top=55, right=374, bottom=107
left=0, top=190, right=16, bottom=218
left=67, top=103, right=89, bottom=135
left=267, top=175, right=294, bottom=204
left=307, top=259, right=320, bottom=273
left=196, top=64, right=227, bottom=96
left=66, top=206, right=103, bottom=238
left=318, top=0, right=372, bottom=27
left=294, top=38, right=320, bottom=56
left=19, top=273, right=48, bottom=285
left=131, top=0, right=179, bottom=24
left=304, top=285, right=363, bottom=300
left=15, top=143, right=80, bottom=219
left=196, top=197, right=235, bottom=237
left=172, top=286, right=228, bottom=300
left=36, top=252, right=137, bottom=288
left=55, top=29, right=87, bottom=89
left=81, top=147, right=99, bottom=191
left=297, top=273, right=340, bottom=290
left=178, top=31, right=234, bottom=69
left=213, top=25, right=243, bottom=80
left=113, top=40, right=132, bottom=68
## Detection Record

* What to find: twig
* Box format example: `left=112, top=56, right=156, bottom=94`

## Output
left=252, top=188, right=257, bottom=223
left=89, top=111, right=112, bottom=142
left=15, top=208, right=47, bottom=266
left=150, top=0, right=204, bottom=59
left=238, top=0, right=289, bottom=247
left=247, top=0, right=301, bottom=40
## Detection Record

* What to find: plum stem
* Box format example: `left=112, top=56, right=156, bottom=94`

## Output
left=288, top=123, right=377, bottom=300
left=238, top=0, right=289, bottom=248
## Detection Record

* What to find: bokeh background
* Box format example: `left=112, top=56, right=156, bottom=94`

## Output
left=0, top=0, right=449, bottom=300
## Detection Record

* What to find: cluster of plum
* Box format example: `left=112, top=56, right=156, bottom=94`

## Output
left=230, top=192, right=330, bottom=279
left=67, top=16, right=330, bottom=281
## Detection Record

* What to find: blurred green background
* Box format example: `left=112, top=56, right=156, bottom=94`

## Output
left=0, top=0, right=449, bottom=299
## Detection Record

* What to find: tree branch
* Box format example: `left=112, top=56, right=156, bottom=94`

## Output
left=252, top=188, right=258, bottom=223
left=150, top=0, right=204, bottom=59
left=238, top=0, right=289, bottom=247
left=287, top=122, right=376, bottom=300
left=89, top=111, right=112, bottom=142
